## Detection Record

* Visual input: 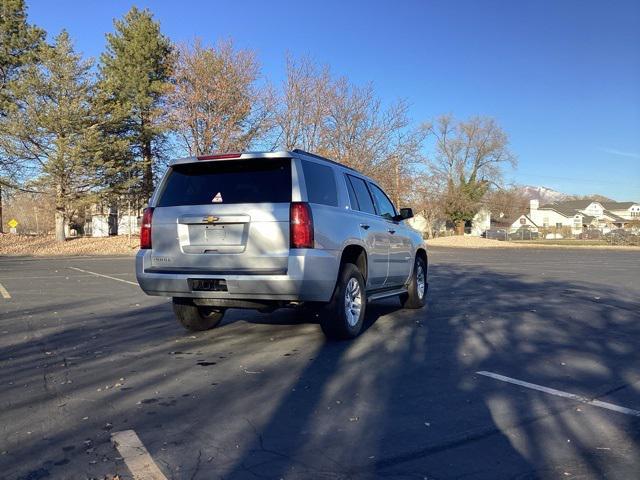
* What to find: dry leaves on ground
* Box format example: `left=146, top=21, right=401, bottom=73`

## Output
left=0, top=234, right=139, bottom=257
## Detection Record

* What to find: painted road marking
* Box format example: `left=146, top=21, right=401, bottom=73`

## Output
left=0, top=283, right=10, bottom=299
left=477, top=371, right=640, bottom=417
left=111, top=430, right=168, bottom=480
left=0, top=273, right=134, bottom=280
left=69, top=267, right=138, bottom=286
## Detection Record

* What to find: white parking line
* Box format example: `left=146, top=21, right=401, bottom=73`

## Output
left=0, top=283, right=10, bottom=299
left=111, top=430, right=168, bottom=480
left=477, top=371, right=640, bottom=417
left=0, top=273, right=134, bottom=280
left=68, top=267, right=138, bottom=286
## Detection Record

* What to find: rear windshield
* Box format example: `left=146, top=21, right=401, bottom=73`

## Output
left=157, top=158, right=292, bottom=206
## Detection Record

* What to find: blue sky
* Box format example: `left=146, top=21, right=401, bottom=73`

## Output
left=28, top=0, right=640, bottom=200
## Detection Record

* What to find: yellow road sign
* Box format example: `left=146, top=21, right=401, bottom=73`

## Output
left=7, top=219, right=18, bottom=229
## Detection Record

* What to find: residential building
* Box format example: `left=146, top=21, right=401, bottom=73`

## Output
left=528, top=199, right=639, bottom=236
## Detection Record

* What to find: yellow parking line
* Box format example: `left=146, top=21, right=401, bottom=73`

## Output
left=0, top=283, right=10, bottom=299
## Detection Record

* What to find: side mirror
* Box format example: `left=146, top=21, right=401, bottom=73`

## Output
left=393, top=207, right=414, bottom=222
left=400, top=208, right=414, bottom=219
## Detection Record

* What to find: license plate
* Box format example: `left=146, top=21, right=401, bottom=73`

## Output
left=205, top=225, right=226, bottom=242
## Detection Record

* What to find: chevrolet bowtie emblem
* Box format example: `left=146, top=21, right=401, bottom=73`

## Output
left=205, top=216, right=219, bottom=224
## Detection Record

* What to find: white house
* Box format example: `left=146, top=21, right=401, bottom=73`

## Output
left=509, top=214, right=539, bottom=231
left=470, top=207, right=491, bottom=236
left=407, top=207, right=490, bottom=237
left=528, top=199, right=639, bottom=236
left=601, top=202, right=640, bottom=219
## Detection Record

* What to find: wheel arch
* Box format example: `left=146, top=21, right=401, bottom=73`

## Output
left=339, top=244, right=368, bottom=282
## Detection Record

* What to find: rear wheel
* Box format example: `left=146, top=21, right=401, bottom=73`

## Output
left=320, top=263, right=366, bottom=340
left=172, top=298, right=226, bottom=331
left=400, top=256, right=427, bottom=309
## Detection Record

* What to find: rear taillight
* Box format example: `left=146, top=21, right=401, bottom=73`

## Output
left=290, top=202, right=314, bottom=249
left=140, top=207, right=154, bottom=249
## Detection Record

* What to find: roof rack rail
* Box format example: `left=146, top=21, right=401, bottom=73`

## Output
left=291, top=149, right=357, bottom=172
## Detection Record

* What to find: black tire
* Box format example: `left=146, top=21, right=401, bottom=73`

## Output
left=400, top=255, right=427, bottom=309
left=172, top=298, right=225, bottom=331
left=320, top=263, right=367, bottom=340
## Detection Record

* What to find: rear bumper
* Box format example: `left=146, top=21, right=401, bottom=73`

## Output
left=135, top=249, right=339, bottom=303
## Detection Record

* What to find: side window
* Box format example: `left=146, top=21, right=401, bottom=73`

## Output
left=344, top=175, right=359, bottom=210
left=301, top=160, right=338, bottom=207
left=369, top=183, right=396, bottom=220
left=346, top=175, right=376, bottom=215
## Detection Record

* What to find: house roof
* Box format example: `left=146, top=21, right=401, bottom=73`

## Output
left=493, top=214, right=539, bottom=228
left=601, top=201, right=637, bottom=210
left=602, top=210, right=626, bottom=222
left=491, top=218, right=511, bottom=227
left=539, top=200, right=591, bottom=216
left=520, top=214, right=539, bottom=227
left=539, top=199, right=638, bottom=218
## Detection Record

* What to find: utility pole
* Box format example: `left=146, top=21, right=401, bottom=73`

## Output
left=395, top=158, right=400, bottom=209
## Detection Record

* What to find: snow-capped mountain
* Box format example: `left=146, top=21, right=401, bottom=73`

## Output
left=518, top=185, right=569, bottom=204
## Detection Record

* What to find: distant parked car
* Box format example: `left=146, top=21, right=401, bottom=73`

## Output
left=508, top=228, right=538, bottom=241
left=484, top=228, right=508, bottom=241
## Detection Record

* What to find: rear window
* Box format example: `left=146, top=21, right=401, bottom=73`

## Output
left=157, top=158, right=291, bottom=206
left=301, top=160, right=338, bottom=207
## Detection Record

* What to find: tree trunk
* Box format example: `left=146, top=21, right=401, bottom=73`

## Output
left=55, top=208, right=65, bottom=242
left=142, top=140, right=153, bottom=203
left=0, top=183, right=3, bottom=234
left=55, top=184, right=66, bottom=242
left=455, top=220, right=465, bottom=236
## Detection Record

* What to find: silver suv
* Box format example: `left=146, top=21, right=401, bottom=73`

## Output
left=136, top=150, right=428, bottom=339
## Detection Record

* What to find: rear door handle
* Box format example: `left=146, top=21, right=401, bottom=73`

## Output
left=388, top=229, right=396, bottom=234
left=360, top=223, right=370, bottom=230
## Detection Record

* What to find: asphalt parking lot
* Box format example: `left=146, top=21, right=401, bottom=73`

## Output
left=1, top=248, right=639, bottom=480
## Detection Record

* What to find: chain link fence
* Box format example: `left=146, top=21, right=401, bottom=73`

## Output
left=483, top=226, right=640, bottom=246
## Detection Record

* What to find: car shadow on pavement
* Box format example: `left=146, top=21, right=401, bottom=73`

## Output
left=2, top=262, right=639, bottom=479
left=217, top=263, right=640, bottom=480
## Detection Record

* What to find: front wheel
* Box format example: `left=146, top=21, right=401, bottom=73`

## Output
left=172, top=298, right=226, bottom=331
left=320, top=263, right=367, bottom=340
left=400, top=256, right=427, bottom=309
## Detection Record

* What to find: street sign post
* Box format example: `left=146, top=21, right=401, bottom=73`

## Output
left=7, top=218, right=18, bottom=234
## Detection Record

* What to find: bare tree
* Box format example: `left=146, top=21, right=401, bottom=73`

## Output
left=2, top=190, right=55, bottom=234
left=406, top=172, right=445, bottom=238
left=169, top=39, right=272, bottom=155
left=320, top=81, right=426, bottom=206
left=273, top=55, right=331, bottom=151
left=426, top=115, right=516, bottom=233
left=484, top=187, right=529, bottom=222
left=274, top=56, right=426, bottom=208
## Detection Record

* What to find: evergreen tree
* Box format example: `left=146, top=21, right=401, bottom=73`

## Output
left=0, top=0, right=44, bottom=114
left=0, top=0, right=45, bottom=231
left=97, top=7, right=172, bottom=203
left=3, top=31, right=104, bottom=241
